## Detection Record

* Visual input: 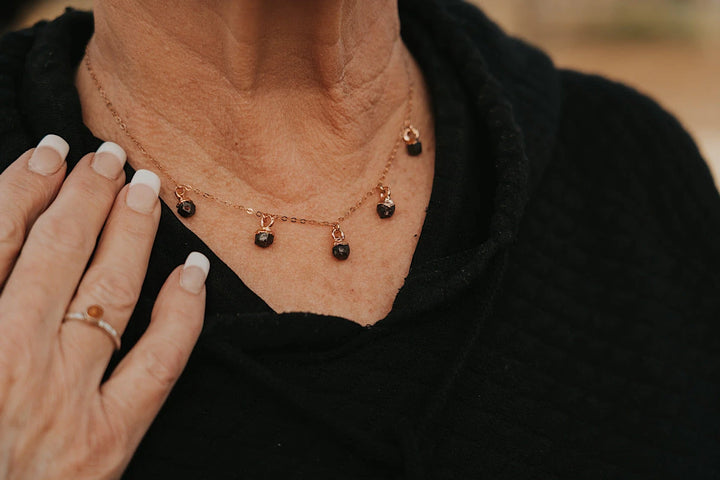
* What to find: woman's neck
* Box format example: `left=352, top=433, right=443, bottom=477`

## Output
left=79, top=0, right=417, bottom=209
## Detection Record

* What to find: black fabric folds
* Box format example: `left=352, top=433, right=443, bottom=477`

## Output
left=1, top=0, right=719, bottom=478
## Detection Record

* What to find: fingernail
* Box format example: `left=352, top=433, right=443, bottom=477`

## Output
left=92, top=142, right=126, bottom=179
left=126, top=169, right=160, bottom=214
left=180, top=252, right=210, bottom=294
left=28, top=134, right=69, bottom=176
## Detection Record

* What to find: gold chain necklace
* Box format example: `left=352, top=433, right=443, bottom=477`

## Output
left=84, top=48, right=423, bottom=260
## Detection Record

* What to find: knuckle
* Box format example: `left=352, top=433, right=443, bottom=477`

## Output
left=0, top=327, right=35, bottom=375
left=83, top=268, right=139, bottom=315
left=0, top=329, right=44, bottom=416
left=72, top=171, right=116, bottom=203
left=34, top=214, right=95, bottom=255
left=107, top=211, right=156, bottom=243
left=8, top=164, right=56, bottom=201
left=0, top=212, right=28, bottom=255
left=141, top=343, right=185, bottom=390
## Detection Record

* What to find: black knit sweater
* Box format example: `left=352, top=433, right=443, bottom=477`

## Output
left=1, top=1, right=719, bottom=479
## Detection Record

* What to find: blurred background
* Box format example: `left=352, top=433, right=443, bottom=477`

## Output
left=3, top=0, right=719, bottom=189
left=472, top=0, right=720, bottom=188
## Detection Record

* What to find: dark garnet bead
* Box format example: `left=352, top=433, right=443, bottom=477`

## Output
left=176, top=200, right=196, bottom=218
left=332, top=243, right=350, bottom=260
left=254, top=231, right=274, bottom=248
left=376, top=202, right=396, bottom=219
left=406, top=141, right=422, bottom=156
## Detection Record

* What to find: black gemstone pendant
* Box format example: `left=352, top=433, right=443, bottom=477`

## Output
left=376, top=186, right=396, bottom=219
left=402, top=125, right=422, bottom=157
left=331, top=223, right=350, bottom=260
left=377, top=203, right=395, bottom=218
left=176, top=200, right=196, bottom=218
left=254, top=214, right=275, bottom=249
left=174, top=185, right=195, bottom=218
left=254, top=230, right=274, bottom=248
left=406, top=141, right=422, bottom=156
left=332, top=243, right=350, bottom=260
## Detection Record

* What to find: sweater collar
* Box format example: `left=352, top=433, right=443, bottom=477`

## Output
left=388, top=0, right=561, bottom=315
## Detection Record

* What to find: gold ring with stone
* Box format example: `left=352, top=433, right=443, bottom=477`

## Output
left=63, top=305, right=121, bottom=351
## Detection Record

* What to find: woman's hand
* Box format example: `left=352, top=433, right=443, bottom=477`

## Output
left=0, top=135, right=208, bottom=479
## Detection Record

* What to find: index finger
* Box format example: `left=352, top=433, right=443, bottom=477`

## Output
left=0, top=135, right=68, bottom=285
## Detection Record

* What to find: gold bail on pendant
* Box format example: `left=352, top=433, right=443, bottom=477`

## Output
left=254, top=214, right=275, bottom=248
left=175, top=184, right=196, bottom=218
left=331, top=223, right=350, bottom=261
left=376, top=185, right=396, bottom=219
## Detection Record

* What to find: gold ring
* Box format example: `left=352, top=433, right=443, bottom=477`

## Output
left=63, top=305, right=121, bottom=351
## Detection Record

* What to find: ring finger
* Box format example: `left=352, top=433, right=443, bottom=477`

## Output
left=61, top=168, right=161, bottom=379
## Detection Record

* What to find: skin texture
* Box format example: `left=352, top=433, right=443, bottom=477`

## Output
left=76, top=0, right=436, bottom=324
left=0, top=144, right=207, bottom=479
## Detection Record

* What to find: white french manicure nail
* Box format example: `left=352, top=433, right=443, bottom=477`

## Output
left=180, top=252, right=210, bottom=294
left=92, top=142, right=126, bottom=179
left=126, top=169, right=160, bottom=213
left=28, top=134, right=69, bottom=175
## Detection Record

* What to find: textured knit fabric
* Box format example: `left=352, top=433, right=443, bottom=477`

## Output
left=1, top=1, right=719, bottom=479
